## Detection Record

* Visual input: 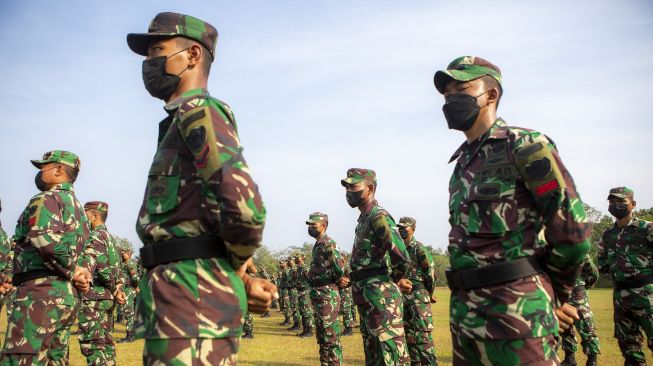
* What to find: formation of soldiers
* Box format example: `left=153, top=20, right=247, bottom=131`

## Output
left=0, top=9, right=651, bottom=366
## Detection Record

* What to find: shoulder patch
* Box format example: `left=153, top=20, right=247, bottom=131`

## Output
left=177, top=106, right=223, bottom=179
left=514, top=139, right=566, bottom=198
left=515, top=141, right=544, bottom=160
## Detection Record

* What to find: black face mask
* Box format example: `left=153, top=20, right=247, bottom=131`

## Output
left=308, top=227, right=320, bottom=238
left=399, top=228, right=409, bottom=239
left=346, top=190, right=365, bottom=208
left=609, top=204, right=630, bottom=219
left=442, top=90, right=489, bottom=131
left=35, top=171, right=48, bottom=191
left=142, top=48, right=189, bottom=101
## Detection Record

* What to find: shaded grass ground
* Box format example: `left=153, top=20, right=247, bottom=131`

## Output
left=0, top=288, right=649, bottom=365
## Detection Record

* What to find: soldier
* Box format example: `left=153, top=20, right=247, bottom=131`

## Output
left=598, top=187, right=653, bottom=366
left=1, top=150, right=92, bottom=365
left=286, top=257, right=301, bottom=331
left=79, top=201, right=126, bottom=365
left=338, top=254, right=355, bottom=336
left=295, top=254, right=315, bottom=337
left=341, top=168, right=411, bottom=365
left=0, top=199, right=13, bottom=309
left=396, top=217, right=438, bottom=366
left=127, top=12, right=275, bottom=364
left=278, top=260, right=292, bottom=325
left=306, top=212, right=345, bottom=364
left=242, top=312, right=254, bottom=339
left=434, top=56, right=591, bottom=365
left=561, top=254, right=600, bottom=366
left=118, top=246, right=140, bottom=343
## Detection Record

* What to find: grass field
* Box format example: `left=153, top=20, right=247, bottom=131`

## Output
left=0, top=288, right=650, bottom=365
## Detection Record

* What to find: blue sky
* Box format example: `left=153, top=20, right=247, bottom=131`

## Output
left=0, top=0, right=651, bottom=253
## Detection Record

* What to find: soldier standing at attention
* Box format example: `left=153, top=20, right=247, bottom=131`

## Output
left=117, top=247, right=140, bottom=344
left=79, top=201, right=126, bottom=365
left=434, top=56, right=591, bottom=365
left=339, top=253, right=355, bottom=336
left=598, top=187, right=653, bottom=366
left=561, top=254, right=600, bottom=366
left=127, top=12, right=276, bottom=364
left=341, top=168, right=410, bottom=365
left=295, top=254, right=315, bottom=338
left=396, top=217, right=438, bottom=366
left=306, top=212, right=345, bottom=365
left=287, top=257, right=301, bottom=332
left=1, top=150, right=92, bottom=365
left=278, top=260, right=291, bottom=326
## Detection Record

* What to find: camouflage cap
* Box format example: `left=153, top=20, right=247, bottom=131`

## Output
left=306, top=211, right=328, bottom=225
left=608, top=186, right=635, bottom=200
left=84, top=201, right=109, bottom=214
left=397, top=216, right=417, bottom=227
left=340, top=168, right=377, bottom=187
left=127, top=12, right=218, bottom=59
left=434, top=56, right=502, bottom=94
left=31, top=150, right=81, bottom=171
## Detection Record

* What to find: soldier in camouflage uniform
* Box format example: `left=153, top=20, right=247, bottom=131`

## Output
left=286, top=257, right=301, bottom=331
left=598, top=187, right=653, bottom=366
left=306, top=212, right=345, bottom=364
left=242, top=312, right=254, bottom=339
left=128, top=12, right=274, bottom=364
left=118, top=247, right=140, bottom=343
left=397, top=217, right=438, bottom=366
left=78, top=201, right=125, bottom=365
left=0, top=199, right=14, bottom=314
left=434, top=56, right=591, bottom=365
left=561, top=254, right=600, bottom=366
left=339, top=255, right=355, bottom=336
left=341, top=168, right=411, bottom=365
left=278, top=260, right=292, bottom=325
left=1, top=150, right=92, bottom=365
left=295, top=254, right=315, bottom=337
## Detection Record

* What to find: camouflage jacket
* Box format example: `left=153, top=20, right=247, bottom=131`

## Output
left=135, top=88, right=265, bottom=339
left=81, top=224, right=121, bottom=300
left=284, top=266, right=296, bottom=289
left=575, top=254, right=599, bottom=289
left=350, top=201, right=409, bottom=282
left=294, top=264, right=310, bottom=290
left=307, top=234, right=343, bottom=286
left=121, top=258, right=140, bottom=289
left=447, top=118, right=590, bottom=339
left=597, top=216, right=653, bottom=283
left=405, top=237, right=435, bottom=295
left=0, top=224, right=12, bottom=283
left=13, top=182, right=90, bottom=305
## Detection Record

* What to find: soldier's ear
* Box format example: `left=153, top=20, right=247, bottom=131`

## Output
left=188, top=44, right=202, bottom=68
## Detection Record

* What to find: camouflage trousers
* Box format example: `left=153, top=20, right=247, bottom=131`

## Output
left=144, top=337, right=240, bottom=365
left=299, top=288, right=315, bottom=329
left=451, top=331, right=558, bottom=366
left=403, top=288, right=438, bottom=366
left=0, top=287, right=16, bottom=320
left=613, top=287, right=653, bottom=366
left=124, top=287, right=136, bottom=333
left=289, top=288, right=300, bottom=324
left=561, top=285, right=600, bottom=356
left=280, top=288, right=290, bottom=317
left=353, top=277, right=409, bottom=366
left=116, top=302, right=124, bottom=321
left=339, top=287, right=355, bottom=328
left=243, top=312, right=253, bottom=335
left=78, top=299, right=116, bottom=366
left=1, top=282, right=80, bottom=366
left=311, top=285, right=342, bottom=366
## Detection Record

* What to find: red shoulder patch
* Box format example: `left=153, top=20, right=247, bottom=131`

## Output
left=535, top=180, right=559, bottom=197
left=194, top=145, right=210, bottom=168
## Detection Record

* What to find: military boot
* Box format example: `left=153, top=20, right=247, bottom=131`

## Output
left=301, top=325, right=313, bottom=338
left=280, top=315, right=290, bottom=326
left=585, top=354, right=597, bottom=366
left=287, top=320, right=300, bottom=331
left=296, top=319, right=307, bottom=337
left=561, top=351, right=577, bottom=366
left=242, top=330, right=254, bottom=339
left=342, top=326, right=353, bottom=336
left=117, top=331, right=135, bottom=344
left=261, top=311, right=270, bottom=318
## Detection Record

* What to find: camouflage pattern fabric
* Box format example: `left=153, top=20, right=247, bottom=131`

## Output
left=349, top=201, right=410, bottom=365
left=77, top=299, right=115, bottom=366
left=133, top=86, right=265, bottom=353
left=121, top=258, right=140, bottom=334
left=243, top=312, right=253, bottom=336
left=289, top=277, right=301, bottom=326
left=339, top=261, right=355, bottom=329
left=1, top=251, right=16, bottom=320
left=296, top=264, right=315, bottom=330
left=403, top=237, right=438, bottom=365
left=453, top=335, right=558, bottom=366
left=2, top=182, right=89, bottom=364
left=143, top=337, right=239, bottom=365
left=0, top=224, right=12, bottom=284
left=446, top=117, right=591, bottom=365
left=282, top=266, right=294, bottom=322
left=598, top=216, right=653, bottom=365
left=308, top=234, right=344, bottom=365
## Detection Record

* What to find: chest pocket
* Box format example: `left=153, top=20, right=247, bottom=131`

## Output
left=145, top=149, right=180, bottom=215
left=466, top=164, right=519, bottom=234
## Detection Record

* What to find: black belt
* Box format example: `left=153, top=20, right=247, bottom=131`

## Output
left=13, top=269, right=60, bottom=286
left=350, top=267, right=388, bottom=282
left=615, top=275, right=653, bottom=291
left=309, top=277, right=336, bottom=287
left=446, top=257, right=543, bottom=291
left=141, top=235, right=228, bottom=269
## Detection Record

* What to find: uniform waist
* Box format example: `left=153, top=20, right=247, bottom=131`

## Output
left=140, top=235, right=227, bottom=269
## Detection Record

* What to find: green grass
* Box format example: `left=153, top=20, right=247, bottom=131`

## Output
left=0, top=288, right=649, bottom=365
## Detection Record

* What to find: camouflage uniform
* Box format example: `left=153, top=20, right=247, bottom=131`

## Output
left=128, top=12, right=266, bottom=365
left=278, top=263, right=292, bottom=325
left=434, top=57, right=591, bottom=365
left=78, top=201, right=121, bottom=366
left=287, top=260, right=301, bottom=330
left=0, top=218, right=13, bottom=316
left=339, top=260, right=356, bottom=333
left=295, top=257, right=315, bottom=336
left=2, top=251, right=16, bottom=320
left=306, top=212, right=344, bottom=365
left=242, top=312, right=253, bottom=338
left=561, top=254, right=600, bottom=359
left=341, top=168, right=411, bottom=366
left=119, top=254, right=140, bottom=342
left=598, top=187, right=653, bottom=366
left=2, top=150, right=89, bottom=366
left=397, top=217, right=438, bottom=366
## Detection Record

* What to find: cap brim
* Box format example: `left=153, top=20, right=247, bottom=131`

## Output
left=127, top=33, right=176, bottom=56
left=434, top=70, right=486, bottom=94
left=608, top=193, right=627, bottom=199
left=30, top=159, right=45, bottom=169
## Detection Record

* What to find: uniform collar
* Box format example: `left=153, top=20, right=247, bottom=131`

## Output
left=49, top=182, right=74, bottom=192
left=448, top=118, right=508, bottom=163
left=164, top=88, right=210, bottom=113
left=613, top=216, right=641, bottom=229
left=406, top=237, right=418, bottom=247
left=95, top=224, right=107, bottom=231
